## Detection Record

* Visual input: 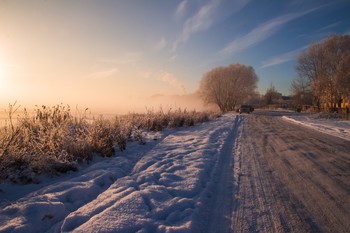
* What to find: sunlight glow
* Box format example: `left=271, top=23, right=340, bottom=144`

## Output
left=0, top=52, right=9, bottom=94
left=0, top=55, right=6, bottom=80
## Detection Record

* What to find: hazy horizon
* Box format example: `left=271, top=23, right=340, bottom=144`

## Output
left=1, top=0, right=349, bottom=113
left=0, top=92, right=217, bottom=116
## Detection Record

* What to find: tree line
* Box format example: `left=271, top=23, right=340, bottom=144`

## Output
left=198, top=34, right=349, bottom=113
left=292, top=34, right=350, bottom=111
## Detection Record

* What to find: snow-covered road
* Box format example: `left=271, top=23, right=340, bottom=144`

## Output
left=1, top=111, right=350, bottom=232
left=232, top=112, right=350, bottom=232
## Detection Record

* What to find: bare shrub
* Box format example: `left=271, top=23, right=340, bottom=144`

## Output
left=89, top=117, right=115, bottom=157
left=111, top=116, right=127, bottom=151
left=0, top=104, right=89, bottom=182
left=0, top=103, right=220, bottom=183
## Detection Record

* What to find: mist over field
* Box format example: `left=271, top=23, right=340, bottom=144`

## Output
left=0, top=92, right=216, bottom=119
left=101, top=92, right=217, bottom=115
left=141, top=93, right=217, bottom=112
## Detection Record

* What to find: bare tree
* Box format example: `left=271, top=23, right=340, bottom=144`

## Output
left=290, top=75, right=313, bottom=107
left=199, top=63, right=258, bottom=112
left=336, top=51, right=350, bottom=102
left=296, top=34, right=350, bottom=111
left=296, top=41, right=326, bottom=110
left=264, top=84, right=281, bottom=105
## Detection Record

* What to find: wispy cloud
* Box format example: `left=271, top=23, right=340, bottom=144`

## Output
left=139, top=69, right=187, bottom=94
left=89, top=68, right=119, bottom=79
left=174, top=0, right=188, bottom=20
left=219, top=6, right=324, bottom=57
left=119, top=52, right=142, bottom=64
left=173, top=0, right=220, bottom=51
left=155, top=37, right=167, bottom=50
left=298, top=21, right=345, bottom=41
left=173, top=0, right=249, bottom=51
left=170, top=54, right=178, bottom=61
left=98, top=52, right=141, bottom=65
left=261, top=46, right=308, bottom=68
left=316, top=22, right=341, bottom=32
left=160, top=72, right=187, bottom=94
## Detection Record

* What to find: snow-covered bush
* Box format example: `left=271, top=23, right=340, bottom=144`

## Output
left=0, top=104, right=90, bottom=183
left=89, top=117, right=115, bottom=157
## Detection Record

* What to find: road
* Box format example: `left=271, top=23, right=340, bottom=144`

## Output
left=1, top=111, right=349, bottom=233
left=230, top=111, right=350, bottom=232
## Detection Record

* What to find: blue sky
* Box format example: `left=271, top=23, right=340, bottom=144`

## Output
left=1, top=0, right=350, bottom=112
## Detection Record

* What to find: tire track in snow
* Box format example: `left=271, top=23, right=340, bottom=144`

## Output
left=197, top=115, right=242, bottom=233
left=232, top=115, right=314, bottom=232
left=231, top=113, right=350, bottom=233
left=0, top=132, right=169, bottom=233
left=59, top=114, right=241, bottom=232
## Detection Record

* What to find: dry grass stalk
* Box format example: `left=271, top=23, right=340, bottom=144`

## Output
left=0, top=103, right=219, bottom=183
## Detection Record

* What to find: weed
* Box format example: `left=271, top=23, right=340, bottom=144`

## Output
left=0, top=103, right=220, bottom=183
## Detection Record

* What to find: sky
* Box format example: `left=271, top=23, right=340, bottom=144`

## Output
left=1, top=0, right=350, bottom=114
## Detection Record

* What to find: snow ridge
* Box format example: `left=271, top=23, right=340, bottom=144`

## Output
left=282, top=115, right=350, bottom=141
left=193, top=115, right=242, bottom=233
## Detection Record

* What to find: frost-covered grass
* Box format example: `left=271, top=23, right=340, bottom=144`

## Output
left=0, top=104, right=219, bottom=184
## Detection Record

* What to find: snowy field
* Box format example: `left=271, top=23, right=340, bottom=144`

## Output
left=0, top=114, right=240, bottom=233
left=0, top=111, right=349, bottom=232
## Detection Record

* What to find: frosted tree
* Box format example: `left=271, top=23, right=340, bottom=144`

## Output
left=296, top=34, right=350, bottom=111
left=290, top=75, right=313, bottom=107
left=264, top=84, right=281, bottom=105
left=199, top=63, right=258, bottom=112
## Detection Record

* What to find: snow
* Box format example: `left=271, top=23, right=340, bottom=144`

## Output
left=282, top=112, right=350, bottom=141
left=1, top=111, right=349, bottom=233
left=0, top=114, right=239, bottom=233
